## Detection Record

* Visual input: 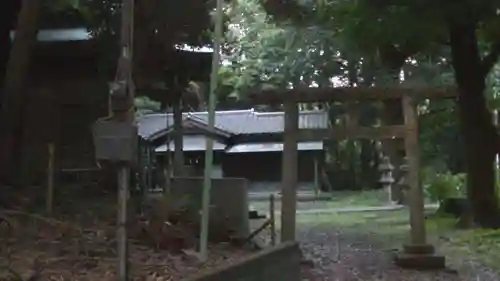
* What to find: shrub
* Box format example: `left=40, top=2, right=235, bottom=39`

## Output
left=422, top=167, right=466, bottom=203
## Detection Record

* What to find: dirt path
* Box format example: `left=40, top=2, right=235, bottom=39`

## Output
left=298, top=224, right=499, bottom=281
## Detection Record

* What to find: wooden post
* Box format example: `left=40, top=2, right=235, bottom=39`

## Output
left=281, top=100, right=299, bottom=242
left=163, top=160, right=171, bottom=194
left=394, top=95, right=445, bottom=270
left=145, top=147, right=152, bottom=193
left=173, top=98, right=184, bottom=176
left=313, top=156, right=319, bottom=197
left=493, top=110, right=499, bottom=184
left=117, top=166, right=129, bottom=280
left=269, top=194, right=276, bottom=246
left=46, top=143, right=55, bottom=215
left=200, top=0, right=223, bottom=261
left=402, top=95, right=426, bottom=245
left=114, top=0, right=135, bottom=279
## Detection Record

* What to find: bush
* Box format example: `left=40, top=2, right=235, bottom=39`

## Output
left=422, top=167, right=466, bottom=203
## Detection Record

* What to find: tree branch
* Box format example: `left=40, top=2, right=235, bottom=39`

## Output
left=379, top=43, right=420, bottom=71
left=481, top=41, right=500, bottom=77
left=261, top=0, right=313, bottom=25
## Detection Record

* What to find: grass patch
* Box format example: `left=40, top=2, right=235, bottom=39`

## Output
left=422, top=214, right=500, bottom=271
left=250, top=189, right=392, bottom=212
left=324, top=190, right=387, bottom=208
left=296, top=209, right=413, bottom=240
left=296, top=209, right=500, bottom=272
left=296, top=211, right=370, bottom=226
left=321, top=189, right=436, bottom=208
left=249, top=189, right=439, bottom=212
left=296, top=209, right=409, bottom=226
left=443, top=227, right=500, bottom=271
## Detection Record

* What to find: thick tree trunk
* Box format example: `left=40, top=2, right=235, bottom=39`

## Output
left=0, top=6, right=17, bottom=100
left=449, top=22, right=500, bottom=228
left=0, top=2, right=20, bottom=97
left=0, top=0, right=42, bottom=185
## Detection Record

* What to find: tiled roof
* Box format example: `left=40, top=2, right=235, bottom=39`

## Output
left=136, top=109, right=328, bottom=140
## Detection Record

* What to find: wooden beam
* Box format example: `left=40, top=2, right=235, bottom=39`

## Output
left=297, top=125, right=407, bottom=142
left=246, top=86, right=457, bottom=104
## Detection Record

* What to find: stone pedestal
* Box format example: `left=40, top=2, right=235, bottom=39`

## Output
left=378, top=156, right=395, bottom=205
left=394, top=244, right=445, bottom=270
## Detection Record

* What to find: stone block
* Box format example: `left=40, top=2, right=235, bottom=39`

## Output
left=183, top=241, right=302, bottom=281
left=394, top=253, right=446, bottom=270
left=170, top=177, right=250, bottom=239
left=403, top=243, right=435, bottom=255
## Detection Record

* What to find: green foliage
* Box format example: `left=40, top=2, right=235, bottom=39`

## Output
left=219, top=0, right=345, bottom=98
left=263, top=0, right=500, bottom=59
left=49, top=0, right=81, bottom=11
left=135, top=96, right=161, bottom=118
left=486, top=63, right=500, bottom=110
left=219, top=0, right=480, bottom=189
left=80, top=0, right=213, bottom=45
left=419, top=99, right=464, bottom=173
left=454, top=228, right=500, bottom=270
left=216, top=0, right=500, bottom=195
left=422, top=167, right=466, bottom=202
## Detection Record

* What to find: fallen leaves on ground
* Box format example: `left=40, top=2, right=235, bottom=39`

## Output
left=0, top=208, right=253, bottom=281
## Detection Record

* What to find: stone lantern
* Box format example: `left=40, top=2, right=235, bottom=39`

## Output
left=397, top=157, right=410, bottom=204
left=378, top=156, right=395, bottom=204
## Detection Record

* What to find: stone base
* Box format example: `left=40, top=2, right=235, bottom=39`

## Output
left=394, top=253, right=446, bottom=270
left=394, top=244, right=445, bottom=270
left=300, top=259, right=315, bottom=268
left=403, top=244, right=435, bottom=255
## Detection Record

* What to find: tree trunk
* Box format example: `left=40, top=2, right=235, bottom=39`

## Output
left=449, top=22, right=500, bottom=228
left=0, top=0, right=42, bottom=185
left=0, top=2, right=20, bottom=100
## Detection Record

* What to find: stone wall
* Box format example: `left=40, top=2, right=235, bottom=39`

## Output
left=183, top=242, right=302, bottom=281
left=170, top=177, right=249, bottom=239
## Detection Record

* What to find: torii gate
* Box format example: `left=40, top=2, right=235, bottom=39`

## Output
left=246, top=86, right=457, bottom=269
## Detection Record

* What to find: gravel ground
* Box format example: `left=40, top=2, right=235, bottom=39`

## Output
left=250, top=200, right=335, bottom=211
left=297, top=224, right=499, bottom=281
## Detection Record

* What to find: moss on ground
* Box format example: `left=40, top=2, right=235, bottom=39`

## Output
left=250, top=189, right=438, bottom=212
left=296, top=210, right=500, bottom=272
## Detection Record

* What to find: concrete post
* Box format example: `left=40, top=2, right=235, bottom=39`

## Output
left=394, top=95, right=445, bottom=270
